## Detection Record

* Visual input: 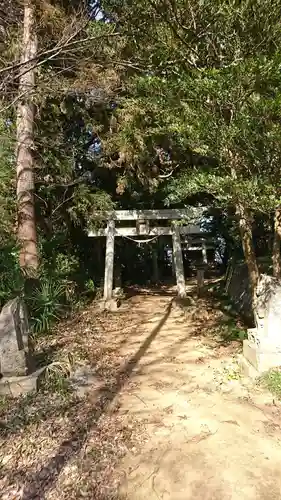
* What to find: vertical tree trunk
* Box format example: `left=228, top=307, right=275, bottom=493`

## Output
left=272, top=206, right=281, bottom=278
left=236, top=203, right=259, bottom=304
left=16, top=0, right=38, bottom=274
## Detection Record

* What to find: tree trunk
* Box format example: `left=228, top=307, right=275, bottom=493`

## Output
left=16, top=0, right=38, bottom=274
left=272, top=206, right=281, bottom=278
left=236, top=203, right=259, bottom=303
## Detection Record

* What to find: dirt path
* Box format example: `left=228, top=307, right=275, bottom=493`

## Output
left=2, top=284, right=281, bottom=499
left=110, top=286, right=281, bottom=500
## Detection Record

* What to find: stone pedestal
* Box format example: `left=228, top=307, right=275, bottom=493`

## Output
left=239, top=354, right=260, bottom=379
left=240, top=275, right=281, bottom=378
left=241, top=338, right=281, bottom=375
left=0, top=367, right=47, bottom=397
left=241, top=327, right=281, bottom=378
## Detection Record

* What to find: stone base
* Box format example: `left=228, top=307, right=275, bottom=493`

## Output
left=241, top=339, right=281, bottom=377
left=98, top=298, right=120, bottom=312
left=239, top=354, right=260, bottom=379
left=0, top=367, right=47, bottom=397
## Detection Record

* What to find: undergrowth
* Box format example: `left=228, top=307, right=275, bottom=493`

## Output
left=258, top=369, right=281, bottom=399
left=0, top=244, right=97, bottom=335
left=216, top=318, right=247, bottom=343
left=206, top=281, right=247, bottom=343
left=0, top=372, right=75, bottom=436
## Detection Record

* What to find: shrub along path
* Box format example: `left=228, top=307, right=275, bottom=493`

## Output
left=1, top=282, right=281, bottom=499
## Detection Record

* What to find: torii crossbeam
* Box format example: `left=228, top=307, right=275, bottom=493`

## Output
left=88, top=208, right=211, bottom=302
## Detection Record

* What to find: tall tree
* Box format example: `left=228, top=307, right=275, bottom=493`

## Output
left=272, top=206, right=281, bottom=278
left=100, top=0, right=281, bottom=299
left=0, top=0, right=121, bottom=273
left=16, top=0, right=38, bottom=273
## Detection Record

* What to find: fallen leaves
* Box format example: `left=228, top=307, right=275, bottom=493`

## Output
left=0, top=286, right=246, bottom=499
left=0, top=300, right=144, bottom=500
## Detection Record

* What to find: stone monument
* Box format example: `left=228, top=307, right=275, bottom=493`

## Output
left=241, top=274, right=281, bottom=377
left=0, top=297, right=46, bottom=397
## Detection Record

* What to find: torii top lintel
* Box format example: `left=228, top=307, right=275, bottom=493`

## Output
left=93, top=207, right=206, bottom=221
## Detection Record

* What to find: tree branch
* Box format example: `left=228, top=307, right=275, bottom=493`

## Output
left=0, top=32, right=121, bottom=77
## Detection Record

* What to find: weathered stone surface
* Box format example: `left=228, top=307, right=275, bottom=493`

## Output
left=227, top=270, right=281, bottom=376
left=0, top=298, right=34, bottom=377
left=243, top=275, right=281, bottom=376
left=0, top=367, right=47, bottom=397
left=241, top=275, right=281, bottom=377
left=239, top=354, right=260, bottom=379
left=243, top=339, right=281, bottom=374
left=255, top=274, right=281, bottom=345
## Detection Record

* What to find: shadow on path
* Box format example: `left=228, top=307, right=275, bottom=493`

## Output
left=20, top=300, right=173, bottom=499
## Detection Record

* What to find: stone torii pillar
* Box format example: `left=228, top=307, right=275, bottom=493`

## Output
left=152, top=244, right=159, bottom=284
left=104, top=219, right=115, bottom=301
left=201, top=239, right=208, bottom=265
left=172, top=226, right=186, bottom=298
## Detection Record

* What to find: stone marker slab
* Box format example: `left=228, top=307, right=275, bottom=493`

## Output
left=0, top=297, right=33, bottom=377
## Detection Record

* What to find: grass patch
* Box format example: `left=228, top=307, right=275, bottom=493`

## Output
left=259, top=368, right=281, bottom=399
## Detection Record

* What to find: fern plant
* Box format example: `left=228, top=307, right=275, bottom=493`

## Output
left=26, top=276, right=70, bottom=334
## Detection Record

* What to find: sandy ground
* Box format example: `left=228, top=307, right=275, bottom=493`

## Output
left=110, top=285, right=281, bottom=500
left=2, top=283, right=281, bottom=499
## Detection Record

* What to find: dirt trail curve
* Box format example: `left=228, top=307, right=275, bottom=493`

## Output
left=111, top=284, right=281, bottom=500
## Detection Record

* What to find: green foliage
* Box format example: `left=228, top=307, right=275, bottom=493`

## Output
left=85, top=278, right=95, bottom=293
left=43, top=358, right=74, bottom=394
left=0, top=119, right=16, bottom=244
left=102, top=0, right=281, bottom=217
left=259, top=369, right=281, bottom=399
left=26, top=276, right=70, bottom=334
left=2, top=0, right=281, bottom=336
left=217, top=318, right=246, bottom=343
left=69, top=185, right=114, bottom=229
left=0, top=245, right=24, bottom=307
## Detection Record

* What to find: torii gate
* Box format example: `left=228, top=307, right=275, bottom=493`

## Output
left=88, top=208, right=212, bottom=303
